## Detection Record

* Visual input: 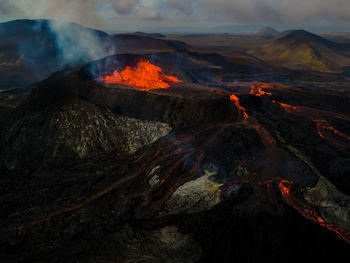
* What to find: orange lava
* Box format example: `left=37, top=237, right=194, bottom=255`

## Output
left=314, top=120, right=350, bottom=144
left=279, top=180, right=350, bottom=244
left=99, top=59, right=181, bottom=91
left=250, top=83, right=272, bottom=96
left=230, top=94, right=249, bottom=119
left=272, top=100, right=299, bottom=111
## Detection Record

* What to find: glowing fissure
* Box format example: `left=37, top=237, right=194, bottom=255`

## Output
left=244, top=107, right=350, bottom=244
left=272, top=100, right=350, bottom=147
left=279, top=181, right=350, bottom=244
left=98, top=59, right=181, bottom=91
left=314, top=120, right=350, bottom=142
left=250, top=83, right=273, bottom=96
left=230, top=94, right=249, bottom=119
left=272, top=100, right=299, bottom=112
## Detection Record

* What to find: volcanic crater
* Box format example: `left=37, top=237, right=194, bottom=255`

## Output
left=1, top=51, right=350, bottom=262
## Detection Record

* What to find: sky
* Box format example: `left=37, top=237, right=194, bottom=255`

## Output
left=0, top=0, right=350, bottom=33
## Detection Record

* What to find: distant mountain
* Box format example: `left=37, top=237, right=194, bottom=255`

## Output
left=251, top=30, right=350, bottom=73
left=256, top=26, right=280, bottom=37
left=320, top=32, right=350, bottom=43
left=130, top=32, right=165, bottom=38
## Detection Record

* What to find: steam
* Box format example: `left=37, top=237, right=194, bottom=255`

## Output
left=48, top=21, right=114, bottom=66
left=0, top=0, right=116, bottom=67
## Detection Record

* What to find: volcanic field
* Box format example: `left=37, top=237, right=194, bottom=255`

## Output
left=0, top=20, right=350, bottom=263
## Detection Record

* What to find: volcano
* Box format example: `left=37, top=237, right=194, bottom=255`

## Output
left=0, top=49, right=350, bottom=262
left=251, top=30, right=350, bottom=73
left=0, top=19, right=191, bottom=90
left=1, top=17, right=350, bottom=263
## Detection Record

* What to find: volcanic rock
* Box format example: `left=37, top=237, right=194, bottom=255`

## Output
left=304, top=176, right=350, bottom=230
left=109, top=224, right=202, bottom=263
left=160, top=170, right=226, bottom=215
left=1, top=51, right=350, bottom=263
left=1, top=96, right=171, bottom=171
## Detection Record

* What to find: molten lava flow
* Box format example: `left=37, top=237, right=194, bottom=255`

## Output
left=250, top=83, right=272, bottom=96
left=314, top=120, right=350, bottom=141
left=230, top=94, right=249, bottom=119
left=99, top=59, right=181, bottom=91
left=272, top=100, right=350, bottom=147
left=272, top=101, right=299, bottom=112
left=279, top=180, right=350, bottom=244
left=313, top=120, right=350, bottom=148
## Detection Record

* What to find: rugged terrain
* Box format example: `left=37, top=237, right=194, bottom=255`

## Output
left=0, top=50, right=350, bottom=262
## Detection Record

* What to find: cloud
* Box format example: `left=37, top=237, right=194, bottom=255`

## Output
left=0, top=0, right=350, bottom=31
left=136, top=9, right=162, bottom=20
left=0, top=1, right=16, bottom=14
left=114, top=0, right=139, bottom=15
left=167, top=0, right=194, bottom=15
left=198, top=0, right=350, bottom=25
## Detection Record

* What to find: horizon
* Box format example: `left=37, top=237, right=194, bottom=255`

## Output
left=0, top=1, right=349, bottom=34
left=1, top=18, right=349, bottom=35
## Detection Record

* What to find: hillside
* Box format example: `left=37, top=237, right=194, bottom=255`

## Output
left=251, top=30, right=350, bottom=73
left=256, top=26, right=280, bottom=37
left=130, top=31, right=165, bottom=38
left=111, top=34, right=191, bottom=52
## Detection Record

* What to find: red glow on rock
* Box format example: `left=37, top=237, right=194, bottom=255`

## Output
left=272, top=100, right=299, bottom=111
left=314, top=120, right=350, bottom=141
left=230, top=94, right=249, bottom=119
left=250, top=83, right=272, bottom=96
left=278, top=180, right=350, bottom=244
left=99, top=59, right=181, bottom=91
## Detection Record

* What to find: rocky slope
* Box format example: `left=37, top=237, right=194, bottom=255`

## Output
left=1, top=96, right=171, bottom=171
left=0, top=54, right=350, bottom=262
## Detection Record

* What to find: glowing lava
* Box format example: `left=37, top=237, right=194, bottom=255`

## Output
left=99, top=59, right=181, bottom=91
left=272, top=100, right=299, bottom=111
left=230, top=94, right=249, bottom=119
left=272, top=100, right=350, bottom=147
left=250, top=83, right=272, bottom=96
left=279, top=180, right=350, bottom=244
